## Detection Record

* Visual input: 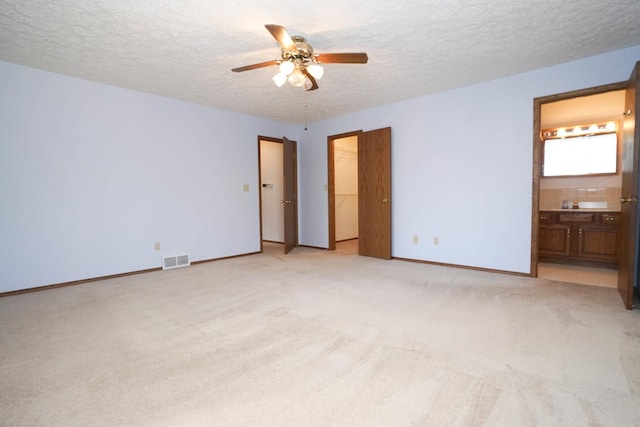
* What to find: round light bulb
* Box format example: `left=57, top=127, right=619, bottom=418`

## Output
left=288, top=69, right=306, bottom=87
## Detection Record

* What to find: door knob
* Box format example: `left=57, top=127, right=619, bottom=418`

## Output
left=382, top=198, right=388, bottom=203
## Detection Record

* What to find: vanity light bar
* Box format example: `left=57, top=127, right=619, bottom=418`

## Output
left=541, top=121, right=617, bottom=139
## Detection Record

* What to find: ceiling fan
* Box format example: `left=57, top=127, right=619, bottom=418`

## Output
left=231, top=24, right=368, bottom=91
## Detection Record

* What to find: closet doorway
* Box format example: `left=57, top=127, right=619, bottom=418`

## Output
left=328, top=127, right=392, bottom=259
left=328, top=133, right=360, bottom=251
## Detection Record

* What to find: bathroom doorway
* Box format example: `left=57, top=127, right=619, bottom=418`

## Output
left=532, top=83, right=627, bottom=289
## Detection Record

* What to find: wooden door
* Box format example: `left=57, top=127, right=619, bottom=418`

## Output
left=282, top=137, right=298, bottom=254
left=618, top=62, right=640, bottom=309
left=358, top=127, right=392, bottom=259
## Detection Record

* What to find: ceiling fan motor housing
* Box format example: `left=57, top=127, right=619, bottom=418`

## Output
left=282, top=36, right=314, bottom=62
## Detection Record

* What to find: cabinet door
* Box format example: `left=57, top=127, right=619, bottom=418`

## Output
left=577, top=226, right=618, bottom=263
left=539, top=225, right=571, bottom=257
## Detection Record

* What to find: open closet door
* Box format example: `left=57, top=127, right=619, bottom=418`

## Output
left=358, top=127, right=392, bottom=259
left=282, top=136, right=298, bottom=254
left=618, top=61, right=640, bottom=309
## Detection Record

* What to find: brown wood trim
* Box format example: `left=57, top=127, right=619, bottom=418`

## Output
left=531, top=81, right=627, bottom=278
left=0, top=267, right=161, bottom=297
left=298, top=244, right=327, bottom=250
left=336, top=237, right=358, bottom=243
left=191, top=251, right=261, bottom=265
left=532, top=97, right=542, bottom=277
left=2, top=251, right=263, bottom=298
left=327, top=130, right=362, bottom=251
left=327, top=137, right=335, bottom=250
left=392, top=257, right=531, bottom=278
left=258, top=135, right=285, bottom=253
left=536, top=82, right=628, bottom=104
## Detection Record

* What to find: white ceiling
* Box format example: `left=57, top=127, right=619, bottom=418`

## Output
left=1, top=0, right=639, bottom=124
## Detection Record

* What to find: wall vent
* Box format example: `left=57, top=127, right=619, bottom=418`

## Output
left=162, top=254, right=190, bottom=270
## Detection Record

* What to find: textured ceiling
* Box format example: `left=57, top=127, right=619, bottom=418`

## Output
left=1, top=0, right=639, bottom=124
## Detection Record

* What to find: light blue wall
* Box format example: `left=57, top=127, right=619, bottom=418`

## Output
left=0, top=61, right=299, bottom=292
left=2, top=46, right=639, bottom=292
left=298, top=46, right=640, bottom=273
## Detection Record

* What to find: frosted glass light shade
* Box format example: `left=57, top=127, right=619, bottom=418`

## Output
left=279, top=61, right=294, bottom=75
left=306, top=64, right=324, bottom=79
left=272, top=72, right=287, bottom=87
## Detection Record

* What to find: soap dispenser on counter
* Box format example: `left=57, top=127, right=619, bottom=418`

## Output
left=571, top=200, right=580, bottom=209
left=561, top=200, right=569, bottom=209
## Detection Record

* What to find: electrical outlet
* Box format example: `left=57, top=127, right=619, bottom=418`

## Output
left=154, top=242, right=161, bottom=251
left=433, top=236, right=439, bottom=245
left=413, top=235, right=419, bottom=244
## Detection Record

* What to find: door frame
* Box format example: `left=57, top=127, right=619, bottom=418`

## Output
left=282, top=136, right=299, bottom=254
left=327, top=130, right=362, bottom=251
left=258, top=135, right=298, bottom=253
left=530, top=81, right=628, bottom=277
left=258, top=136, right=282, bottom=253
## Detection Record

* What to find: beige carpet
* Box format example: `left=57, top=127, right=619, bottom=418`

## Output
left=1, top=242, right=640, bottom=426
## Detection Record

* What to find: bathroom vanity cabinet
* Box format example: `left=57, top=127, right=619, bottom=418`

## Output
left=538, top=210, right=620, bottom=268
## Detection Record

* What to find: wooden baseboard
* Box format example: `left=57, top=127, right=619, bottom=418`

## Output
left=1, top=251, right=261, bottom=298
left=191, top=251, right=261, bottom=265
left=392, top=257, right=531, bottom=278
left=298, top=244, right=328, bottom=250
left=0, top=267, right=162, bottom=298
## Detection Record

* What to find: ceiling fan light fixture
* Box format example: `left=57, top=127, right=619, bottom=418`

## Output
left=232, top=24, right=369, bottom=92
left=306, top=64, right=324, bottom=80
left=288, top=69, right=306, bottom=87
left=279, top=60, right=294, bottom=76
left=272, top=72, right=287, bottom=87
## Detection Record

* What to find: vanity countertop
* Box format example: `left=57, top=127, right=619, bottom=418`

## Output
left=541, top=208, right=620, bottom=213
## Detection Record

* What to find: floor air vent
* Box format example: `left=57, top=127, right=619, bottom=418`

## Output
left=162, top=254, right=190, bottom=270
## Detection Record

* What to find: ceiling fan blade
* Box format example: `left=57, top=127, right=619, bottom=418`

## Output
left=265, top=24, right=297, bottom=51
left=315, top=53, right=369, bottom=64
left=302, top=69, right=319, bottom=91
left=231, top=60, right=279, bottom=72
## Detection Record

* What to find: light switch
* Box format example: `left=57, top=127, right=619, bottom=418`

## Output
left=243, top=184, right=249, bottom=192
